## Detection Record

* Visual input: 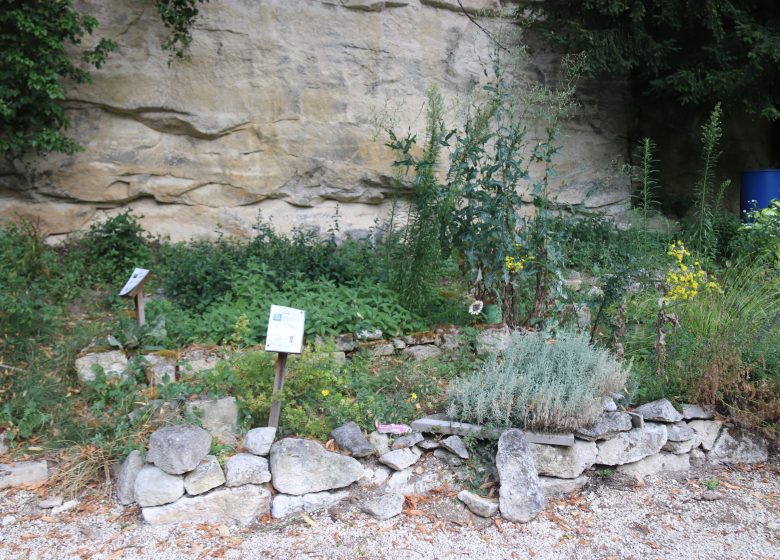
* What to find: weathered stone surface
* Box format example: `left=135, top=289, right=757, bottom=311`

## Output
left=367, top=341, right=395, bottom=357
left=476, top=326, right=511, bottom=355
left=440, top=435, right=469, bottom=459
left=359, top=464, right=391, bottom=486
left=185, top=397, right=238, bottom=444
left=392, top=432, right=424, bottom=450
left=417, top=439, right=440, bottom=450
left=378, top=448, right=420, bottom=471
left=575, top=412, right=633, bottom=441
left=184, top=455, right=225, bottom=495
left=270, top=438, right=364, bottom=495
left=334, top=334, right=357, bottom=352
left=178, top=347, right=222, bottom=376
left=331, top=422, right=374, bottom=457
left=271, top=490, right=349, bottom=518
left=0, top=461, right=48, bottom=489
left=410, top=415, right=575, bottom=446
left=134, top=465, right=184, bottom=507
left=357, top=329, right=383, bottom=341
left=682, top=404, right=715, bottom=420
left=688, top=420, right=723, bottom=451
left=141, top=353, right=176, bottom=385
left=386, top=466, right=455, bottom=496
left=496, top=429, right=545, bottom=523
left=361, top=492, right=405, bottom=521
left=116, top=450, right=145, bottom=505
left=596, top=424, right=667, bottom=466
left=142, top=484, right=271, bottom=525
left=663, top=422, right=696, bottom=442
left=539, top=475, right=589, bottom=498
left=244, top=427, right=277, bottom=456
left=225, top=453, right=271, bottom=487
left=530, top=440, right=597, bottom=479
left=689, top=448, right=706, bottom=468
left=617, top=452, right=690, bottom=477
left=0, top=432, right=7, bottom=455
left=633, top=399, right=683, bottom=423
left=708, top=427, right=769, bottom=464
left=403, top=332, right=437, bottom=345
left=368, top=431, right=390, bottom=456
left=147, top=425, right=212, bottom=475
left=433, top=448, right=463, bottom=467
left=75, top=351, right=128, bottom=383
left=457, top=490, right=498, bottom=517
left=401, top=345, right=442, bottom=361
left=602, top=397, right=618, bottom=412
left=6, top=0, right=630, bottom=242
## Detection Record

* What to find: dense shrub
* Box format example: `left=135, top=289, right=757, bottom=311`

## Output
left=446, top=329, right=628, bottom=432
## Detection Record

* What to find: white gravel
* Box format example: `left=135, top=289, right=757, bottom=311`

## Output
left=1, top=461, right=778, bottom=559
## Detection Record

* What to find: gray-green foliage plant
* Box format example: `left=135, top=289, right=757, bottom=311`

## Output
left=446, top=329, right=628, bottom=432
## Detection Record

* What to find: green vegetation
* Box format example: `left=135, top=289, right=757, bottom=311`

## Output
left=446, top=330, right=628, bottom=432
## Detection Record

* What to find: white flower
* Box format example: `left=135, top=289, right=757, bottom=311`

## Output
left=468, top=300, right=484, bottom=315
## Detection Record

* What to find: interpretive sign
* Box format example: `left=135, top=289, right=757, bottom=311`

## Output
left=264, top=305, right=306, bottom=355
left=119, top=268, right=150, bottom=327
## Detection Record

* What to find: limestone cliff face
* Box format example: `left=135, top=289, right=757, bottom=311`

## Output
left=0, top=0, right=630, bottom=240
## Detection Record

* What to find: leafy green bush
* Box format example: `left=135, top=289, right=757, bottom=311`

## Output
left=446, top=329, right=628, bottom=432
left=734, top=200, right=780, bottom=265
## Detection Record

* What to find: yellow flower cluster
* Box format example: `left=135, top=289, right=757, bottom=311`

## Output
left=505, top=247, right=534, bottom=274
left=664, top=241, right=721, bottom=302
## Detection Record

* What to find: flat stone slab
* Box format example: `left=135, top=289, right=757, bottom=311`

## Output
left=633, top=399, right=683, bottom=423
left=134, top=465, right=184, bottom=507
left=75, top=350, right=129, bottom=383
left=392, top=432, right=424, bottom=450
left=596, top=423, right=667, bottom=466
left=270, top=438, right=363, bottom=495
left=331, top=422, right=374, bottom=458
left=142, top=484, right=271, bottom=525
left=617, top=452, right=690, bottom=477
left=575, top=412, right=632, bottom=441
left=539, top=475, right=588, bottom=498
left=272, top=490, right=349, bottom=519
left=184, top=455, right=225, bottom=495
left=530, top=440, right=597, bottom=479
left=361, top=492, right=405, bottom=520
left=378, top=448, right=420, bottom=471
left=0, top=461, right=48, bottom=489
left=457, top=490, right=498, bottom=517
left=225, top=453, right=271, bottom=487
left=440, top=435, right=469, bottom=459
left=410, top=415, right=574, bottom=446
left=682, top=404, right=715, bottom=420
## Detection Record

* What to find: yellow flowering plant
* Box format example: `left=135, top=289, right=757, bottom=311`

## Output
left=664, top=241, right=721, bottom=303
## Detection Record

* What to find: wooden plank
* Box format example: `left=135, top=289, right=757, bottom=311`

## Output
left=410, top=416, right=575, bottom=446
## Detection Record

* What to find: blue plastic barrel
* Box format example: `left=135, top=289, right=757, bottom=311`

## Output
left=741, top=169, right=780, bottom=217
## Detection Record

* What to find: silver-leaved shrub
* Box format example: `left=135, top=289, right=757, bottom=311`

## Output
left=446, top=329, right=628, bottom=432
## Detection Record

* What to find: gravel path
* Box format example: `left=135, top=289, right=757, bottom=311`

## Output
left=1, top=461, right=778, bottom=560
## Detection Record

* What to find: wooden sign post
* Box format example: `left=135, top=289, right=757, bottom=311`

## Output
left=119, top=268, right=150, bottom=328
left=265, top=305, right=305, bottom=428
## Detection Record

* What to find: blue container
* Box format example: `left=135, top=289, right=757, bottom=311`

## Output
left=741, top=169, right=780, bottom=217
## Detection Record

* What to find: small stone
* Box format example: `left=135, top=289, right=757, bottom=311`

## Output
left=433, top=448, right=463, bottom=467
left=51, top=499, right=79, bottom=515
left=392, top=432, right=424, bottom=450
left=458, top=490, right=498, bottom=517
left=530, top=440, right=597, bottom=479
left=378, top=448, right=420, bottom=471
left=147, top=424, right=212, bottom=475
left=142, top=353, right=176, bottom=385
left=360, top=465, right=391, bottom=486
left=708, top=427, right=768, bottom=464
left=392, top=338, right=407, bottom=350
left=142, top=484, right=271, bottom=525
left=116, top=450, right=145, bottom=505
left=270, top=439, right=364, bottom=495
left=184, top=455, right=225, bottom=495
left=225, top=453, right=271, bottom=487
left=596, top=423, right=667, bottom=466
left=401, top=345, right=442, bottom=361
left=331, top=422, right=374, bottom=458
left=538, top=475, right=588, bottom=498
left=690, top=448, right=706, bottom=467
left=664, top=421, right=696, bottom=442
left=271, top=490, right=349, bottom=518
left=575, top=412, right=633, bottom=441
left=0, top=432, right=8, bottom=455
left=633, top=399, right=683, bottom=423
left=178, top=347, right=222, bottom=376
left=0, top=461, right=48, bottom=489
left=243, top=427, right=277, bottom=456
left=185, top=397, right=238, bottom=445
left=75, top=350, right=129, bottom=383
left=361, top=492, right=405, bottom=520
left=334, top=333, right=357, bottom=352
left=682, top=404, right=715, bottom=420
left=417, top=439, right=440, bottom=450
left=38, top=496, right=64, bottom=509
left=134, top=465, right=184, bottom=507
left=440, top=435, right=469, bottom=459
left=368, top=432, right=390, bottom=456
left=663, top=438, right=698, bottom=454
left=700, top=490, right=722, bottom=501
left=602, top=397, right=618, bottom=412
left=617, top=452, right=690, bottom=477
left=356, top=329, right=383, bottom=341
left=475, top=325, right=511, bottom=355
left=368, top=342, right=395, bottom=357
left=496, top=429, right=545, bottom=523
left=688, top=420, right=723, bottom=451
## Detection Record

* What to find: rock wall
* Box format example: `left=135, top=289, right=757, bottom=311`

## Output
left=0, top=0, right=630, bottom=241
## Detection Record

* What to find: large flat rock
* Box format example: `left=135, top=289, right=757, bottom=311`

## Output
left=530, top=440, right=597, bottom=479
left=142, top=484, right=271, bottom=525
left=270, top=438, right=363, bottom=495
left=596, top=423, right=667, bottom=466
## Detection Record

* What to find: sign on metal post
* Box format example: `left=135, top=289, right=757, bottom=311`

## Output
left=265, top=305, right=305, bottom=428
left=119, top=268, right=150, bottom=328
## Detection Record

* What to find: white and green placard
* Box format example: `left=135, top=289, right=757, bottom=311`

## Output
left=265, top=305, right=305, bottom=354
